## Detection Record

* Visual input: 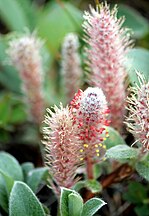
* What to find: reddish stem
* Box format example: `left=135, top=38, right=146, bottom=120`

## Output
left=86, top=157, right=94, bottom=180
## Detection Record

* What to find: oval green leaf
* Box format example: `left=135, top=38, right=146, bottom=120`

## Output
left=9, top=181, right=45, bottom=216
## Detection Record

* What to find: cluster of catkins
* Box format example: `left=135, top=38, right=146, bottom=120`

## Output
left=7, top=2, right=149, bottom=196
left=43, top=87, right=110, bottom=195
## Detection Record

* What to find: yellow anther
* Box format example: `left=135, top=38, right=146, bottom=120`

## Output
left=80, top=158, right=84, bottom=161
left=84, top=144, right=88, bottom=148
left=102, top=157, right=106, bottom=161
left=103, top=145, right=106, bottom=149
left=95, top=144, right=98, bottom=148
left=99, top=143, right=102, bottom=147
left=96, top=149, right=99, bottom=152
left=103, top=137, right=107, bottom=141
left=106, top=134, right=109, bottom=138
left=96, top=153, right=100, bottom=157
left=80, top=149, right=83, bottom=152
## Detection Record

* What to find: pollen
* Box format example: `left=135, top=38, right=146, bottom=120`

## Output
left=96, top=149, right=99, bottom=152
left=103, top=145, right=106, bottom=149
left=96, top=153, right=100, bottom=156
left=84, top=144, right=88, bottom=148
left=80, top=149, right=83, bottom=152
left=80, top=158, right=84, bottom=161
left=99, top=143, right=103, bottom=147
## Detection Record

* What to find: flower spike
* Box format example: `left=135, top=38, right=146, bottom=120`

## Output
left=61, top=33, right=82, bottom=103
left=125, top=72, right=149, bottom=152
left=43, top=103, right=81, bottom=195
left=83, top=2, right=133, bottom=132
left=7, top=33, right=44, bottom=124
left=70, top=87, right=110, bottom=179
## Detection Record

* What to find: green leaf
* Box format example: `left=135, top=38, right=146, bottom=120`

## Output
left=117, top=4, right=149, bottom=39
left=0, top=36, right=21, bottom=93
left=0, top=152, right=23, bottom=181
left=106, top=145, right=139, bottom=161
left=60, top=187, right=83, bottom=216
left=9, top=181, right=45, bottom=216
left=9, top=104, right=26, bottom=124
left=81, top=198, right=106, bottom=216
left=0, top=175, right=8, bottom=212
left=15, top=0, right=37, bottom=30
left=26, top=167, right=48, bottom=193
left=136, top=160, right=149, bottom=181
left=103, top=127, right=126, bottom=149
left=0, top=94, right=11, bottom=126
left=126, top=48, right=149, bottom=85
left=37, top=2, right=82, bottom=56
left=68, top=193, right=83, bottom=216
left=85, top=180, right=102, bottom=193
left=123, top=181, right=148, bottom=204
left=135, top=205, right=149, bottom=216
left=93, top=163, right=102, bottom=179
left=0, top=0, right=30, bottom=31
left=73, top=181, right=85, bottom=192
left=60, top=187, right=73, bottom=216
left=0, top=170, right=14, bottom=194
left=21, top=162, right=34, bottom=182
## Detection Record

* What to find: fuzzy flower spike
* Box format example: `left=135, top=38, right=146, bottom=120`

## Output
left=7, top=33, right=44, bottom=124
left=43, top=103, right=81, bottom=196
left=61, top=33, right=82, bottom=103
left=125, top=72, right=149, bottom=152
left=70, top=87, right=110, bottom=179
left=83, top=2, right=133, bottom=132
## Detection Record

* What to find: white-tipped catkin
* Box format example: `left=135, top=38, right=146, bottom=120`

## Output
left=7, top=34, right=44, bottom=124
left=61, top=33, right=82, bottom=103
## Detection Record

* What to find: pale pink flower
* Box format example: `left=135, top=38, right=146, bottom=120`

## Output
left=43, top=103, right=81, bottom=195
left=83, top=2, right=132, bottom=132
left=126, top=73, right=149, bottom=152
left=70, top=87, right=110, bottom=179
left=61, top=33, right=82, bottom=103
left=7, top=34, right=44, bottom=124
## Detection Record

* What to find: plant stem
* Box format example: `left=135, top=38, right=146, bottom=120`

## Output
left=86, top=156, right=94, bottom=180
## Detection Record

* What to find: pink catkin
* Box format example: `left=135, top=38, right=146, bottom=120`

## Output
left=43, top=103, right=81, bottom=195
left=70, top=87, right=110, bottom=179
left=126, top=73, right=149, bottom=152
left=61, top=33, right=82, bottom=103
left=7, top=34, right=44, bottom=124
left=83, top=2, right=132, bottom=132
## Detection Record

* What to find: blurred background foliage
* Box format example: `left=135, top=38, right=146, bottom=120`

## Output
left=0, top=0, right=149, bottom=157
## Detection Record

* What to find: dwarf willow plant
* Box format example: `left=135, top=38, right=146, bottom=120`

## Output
left=1, top=1, right=149, bottom=216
